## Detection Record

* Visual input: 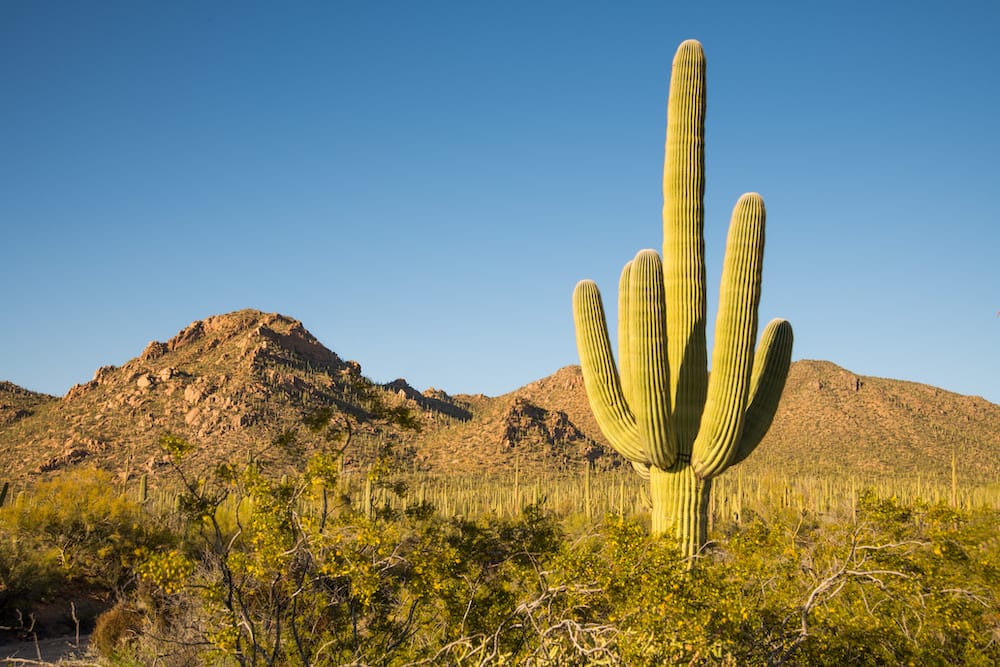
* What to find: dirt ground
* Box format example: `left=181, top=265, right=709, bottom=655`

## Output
left=0, top=634, right=92, bottom=665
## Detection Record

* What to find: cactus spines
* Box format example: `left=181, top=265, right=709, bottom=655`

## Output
left=572, top=39, right=793, bottom=557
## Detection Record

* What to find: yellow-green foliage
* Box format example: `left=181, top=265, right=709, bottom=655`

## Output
left=545, top=498, right=1000, bottom=666
left=1, top=468, right=172, bottom=587
left=135, top=548, right=194, bottom=595
left=110, top=434, right=568, bottom=665
left=109, top=436, right=999, bottom=665
left=3, top=457, right=998, bottom=664
left=0, top=467, right=174, bottom=635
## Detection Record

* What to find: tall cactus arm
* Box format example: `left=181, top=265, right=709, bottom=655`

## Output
left=572, top=280, right=649, bottom=465
left=691, top=193, right=766, bottom=478
left=663, top=39, right=708, bottom=451
left=618, top=260, right=635, bottom=407
left=726, top=318, right=794, bottom=469
left=627, top=250, right=675, bottom=469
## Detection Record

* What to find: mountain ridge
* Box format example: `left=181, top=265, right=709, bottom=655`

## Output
left=1, top=310, right=997, bottom=485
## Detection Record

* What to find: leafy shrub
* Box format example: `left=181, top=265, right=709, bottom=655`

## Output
left=0, top=526, right=63, bottom=620
left=126, top=436, right=567, bottom=665
left=5, top=468, right=174, bottom=590
left=0, top=467, right=175, bottom=637
left=5, top=456, right=999, bottom=665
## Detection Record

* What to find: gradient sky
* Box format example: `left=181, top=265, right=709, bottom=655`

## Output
left=3, top=1, right=999, bottom=404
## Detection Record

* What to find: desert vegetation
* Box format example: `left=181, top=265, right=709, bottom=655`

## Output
left=1, top=327, right=996, bottom=666
left=1, top=439, right=998, bottom=666
left=3, top=33, right=998, bottom=667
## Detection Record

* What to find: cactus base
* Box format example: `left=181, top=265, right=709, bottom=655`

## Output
left=649, top=465, right=711, bottom=558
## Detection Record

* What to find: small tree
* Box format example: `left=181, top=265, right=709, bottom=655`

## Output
left=141, top=379, right=423, bottom=665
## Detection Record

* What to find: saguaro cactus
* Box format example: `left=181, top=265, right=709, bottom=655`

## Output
left=572, top=39, right=793, bottom=557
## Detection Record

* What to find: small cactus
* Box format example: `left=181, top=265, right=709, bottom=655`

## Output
left=572, top=40, right=793, bottom=557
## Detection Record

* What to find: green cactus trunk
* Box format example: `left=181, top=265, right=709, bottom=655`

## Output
left=649, top=465, right=711, bottom=557
left=572, top=39, right=793, bottom=558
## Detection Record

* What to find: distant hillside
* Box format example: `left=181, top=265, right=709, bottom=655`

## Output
left=484, top=362, right=1000, bottom=485
left=0, top=310, right=610, bottom=482
left=747, top=360, right=1000, bottom=483
left=1, top=311, right=997, bottom=487
left=0, top=310, right=409, bottom=480
left=407, top=387, right=613, bottom=474
left=0, top=382, right=57, bottom=428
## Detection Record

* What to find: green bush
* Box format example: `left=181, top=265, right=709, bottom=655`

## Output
left=4, top=457, right=998, bottom=665
left=124, top=440, right=567, bottom=665
left=0, top=467, right=175, bottom=635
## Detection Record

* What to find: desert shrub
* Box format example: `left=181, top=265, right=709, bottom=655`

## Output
left=0, top=467, right=175, bottom=636
left=529, top=496, right=1000, bottom=667
left=91, top=599, right=143, bottom=659
left=127, top=438, right=567, bottom=666
left=5, top=468, right=175, bottom=590
left=543, top=518, right=752, bottom=665
left=725, top=495, right=1000, bottom=666
left=0, top=524, right=64, bottom=623
left=17, top=448, right=994, bottom=666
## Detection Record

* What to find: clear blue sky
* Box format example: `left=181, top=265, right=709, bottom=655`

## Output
left=3, top=1, right=999, bottom=404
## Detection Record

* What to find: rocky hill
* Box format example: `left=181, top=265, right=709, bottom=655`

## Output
left=405, top=389, right=612, bottom=474
left=746, top=360, right=1000, bottom=483
left=1, top=310, right=998, bottom=486
left=0, top=382, right=56, bottom=429
left=461, top=362, right=1000, bottom=485
left=0, top=310, right=611, bottom=482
